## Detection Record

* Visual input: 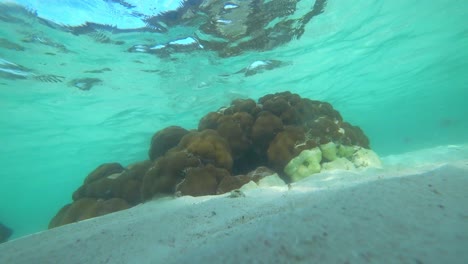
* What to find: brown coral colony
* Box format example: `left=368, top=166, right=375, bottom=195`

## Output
left=49, top=91, right=371, bottom=228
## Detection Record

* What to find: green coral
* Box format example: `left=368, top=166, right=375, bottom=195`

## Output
left=320, top=141, right=338, bottom=161
left=322, top=157, right=355, bottom=171
left=284, top=148, right=322, bottom=182
left=337, top=144, right=358, bottom=159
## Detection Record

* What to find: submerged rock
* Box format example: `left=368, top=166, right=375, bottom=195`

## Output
left=0, top=222, right=12, bottom=243
left=285, top=148, right=322, bottom=182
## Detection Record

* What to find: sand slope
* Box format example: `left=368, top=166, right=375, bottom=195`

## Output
left=1, top=145, right=467, bottom=264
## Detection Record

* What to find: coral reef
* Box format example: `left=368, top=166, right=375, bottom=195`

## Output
left=148, top=126, right=189, bottom=161
left=142, top=129, right=233, bottom=199
left=216, top=174, right=251, bottom=195
left=73, top=161, right=151, bottom=205
left=141, top=151, right=200, bottom=200
left=50, top=91, right=379, bottom=228
left=51, top=161, right=151, bottom=228
left=217, top=166, right=278, bottom=194
left=284, top=148, right=323, bottom=182
left=178, top=129, right=233, bottom=170
left=251, top=111, right=284, bottom=154
left=49, top=198, right=130, bottom=228
left=267, top=126, right=311, bottom=172
left=82, top=163, right=125, bottom=185
left=175, top=165, right=230, bottom=196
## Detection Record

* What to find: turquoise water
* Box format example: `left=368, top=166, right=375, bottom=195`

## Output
left=0, top=0, right=467, bottom=240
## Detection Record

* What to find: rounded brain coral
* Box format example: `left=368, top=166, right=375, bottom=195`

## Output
left=72, top=160, right=152, bottom=205
left=83, top=163, right=125, bottom=185
left=216, top=112, right=254, bottom=159
left=73, top=163, right=125, bottom=201
left=148, top=126, right=189, bottom=161
left=175, top=164, right=230, bottom=196
left=267, top=126, right=311, bottom=172
left=141, top=151, right=200, bottom=200
left=251, top=111, right=284, bottom=152
left=142, top=130, right=233, bottom=200
left=198, top=112, right=223, bottom=130
left=226, top=98, right=258, bottom=115
left=48, top=198, right=130, bottom=229
left=179, top=129, right=233, bottom=170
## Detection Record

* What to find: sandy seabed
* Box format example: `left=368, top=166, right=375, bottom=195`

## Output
left=1, top=145, right=467, bottom=264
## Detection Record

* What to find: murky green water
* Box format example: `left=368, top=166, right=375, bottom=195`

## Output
left=0, top=0, right=467, bottom=240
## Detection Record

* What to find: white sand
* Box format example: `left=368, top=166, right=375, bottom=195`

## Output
left=1, top=145, right=467, bottom=263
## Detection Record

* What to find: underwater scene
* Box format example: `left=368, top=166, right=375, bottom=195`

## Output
left=0, top=0, right=467, bottom=262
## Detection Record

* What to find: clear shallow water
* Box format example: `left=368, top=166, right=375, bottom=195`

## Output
left=0, top=0, right=467, bottom=240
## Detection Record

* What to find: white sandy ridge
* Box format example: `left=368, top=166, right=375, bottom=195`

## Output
left=1, top=145, right=467, bottom=263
